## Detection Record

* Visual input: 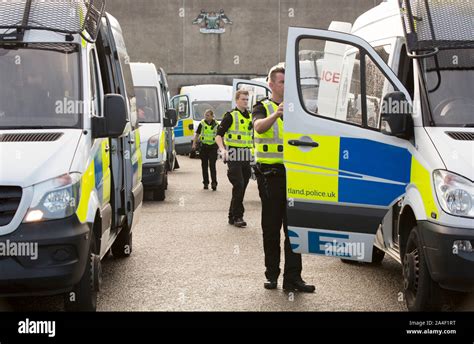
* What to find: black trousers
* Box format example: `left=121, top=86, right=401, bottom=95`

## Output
left=200, top=144, right=218, bottom=186
left=227, top=160, right=251, bottom=220
left=256, top=166, right=302, bottom=282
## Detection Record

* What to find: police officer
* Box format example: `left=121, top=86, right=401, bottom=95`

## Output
left=193, top=109, right=218, bottom=190
left=253, top=66, right=315, bottom=293
left=216, top=90, right=253, bottom=228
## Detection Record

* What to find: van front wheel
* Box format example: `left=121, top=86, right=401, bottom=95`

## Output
left=112, top=222, right=133, bottom=258
left=153, top=172, right=167, bottom=201
left=403, top=226, right=442, bottom=311
left=64, top=234, right=101, bottom=312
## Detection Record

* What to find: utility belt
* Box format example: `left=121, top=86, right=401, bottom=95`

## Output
left=254, top=163, right=286, bottom=178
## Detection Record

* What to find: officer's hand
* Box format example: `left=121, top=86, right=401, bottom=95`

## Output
left=219, top=148, right=229, bottom=162
left=192, top=143, right=197, bottom=150
left=275, top=103, right=284, bottom=118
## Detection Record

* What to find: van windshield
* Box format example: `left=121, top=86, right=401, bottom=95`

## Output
left=422, top=49, right=474, bottom=127
left=192, top=101, right=232, bottom=121
left=0, top=44, right=81, bottom=129
left=135, top=87, right=161, bottom=123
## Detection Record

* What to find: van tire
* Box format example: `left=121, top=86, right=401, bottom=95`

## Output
left=403, top=226, right=443, bottom=311
left=64, top=234, right=100, bottom=312
left=153, top=187, right=165, bottom=201
left=112, top=224, right=133, bottom=258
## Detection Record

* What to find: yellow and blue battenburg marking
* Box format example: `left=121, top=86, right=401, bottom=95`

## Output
left=76, top=139, right=112, bottom=223
left=174, top=119, right=194, bottom=138
left=285, top=133, right=439, bottom=218
left=131, top=129, right=143, bottom=186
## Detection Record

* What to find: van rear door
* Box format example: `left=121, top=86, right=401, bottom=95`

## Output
left=284, top=27, right=413, bottom=262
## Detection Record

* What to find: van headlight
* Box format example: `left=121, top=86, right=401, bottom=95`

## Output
left=24, top=173, right=81, bottom=223
left=433, top=170, right=474, bottom=218
left=147, top=134, right=159, bottom=159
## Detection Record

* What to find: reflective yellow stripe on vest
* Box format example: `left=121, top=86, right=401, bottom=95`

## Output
left=200, top=120, right=217, bottom=145
left=254, top=100, right=284, bottom=164
left=224, top=110, right=253, bottom=148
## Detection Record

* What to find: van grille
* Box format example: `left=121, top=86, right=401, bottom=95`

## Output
left=0, top=133, right=63, bottom=143
left=446, top=132, right=474, bottom=141
left=0, top=186, right=22, bottom=226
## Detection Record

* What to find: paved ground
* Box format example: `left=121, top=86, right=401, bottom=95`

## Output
left=2, top=157, right=472, bottom=312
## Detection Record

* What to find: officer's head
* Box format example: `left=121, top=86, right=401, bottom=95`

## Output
left=204, top=109, right=214, bottom=122
left=268, top=66, right=285, bottom=99
left=235, top=90, right=249, bottom=111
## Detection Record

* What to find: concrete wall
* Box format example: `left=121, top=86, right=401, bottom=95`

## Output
left=107, top=0, right=383, bottom=94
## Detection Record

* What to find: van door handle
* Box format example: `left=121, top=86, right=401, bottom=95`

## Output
left=105, top=145, right=110, bottom=152
left=288, top=140, right=319, bottom=148
left=130, top=138, right=135, bottom=144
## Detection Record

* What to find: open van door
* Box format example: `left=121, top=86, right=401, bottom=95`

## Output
left=170, top=94, right=194, bottom=154
left=284, top=27, right=414, bottom=262
left=232, top=79, right=272, bottom=111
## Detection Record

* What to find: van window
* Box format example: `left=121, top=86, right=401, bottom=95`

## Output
left=398, top=45, right=414, bottom=100
left=0, top=44, right=81, bottom=129
left=365, top=54, right=394, bottom=129
left=89, top=50, right=101, bottom=117
left=192, top=101, right=232, bottom=121
left=374, top=45, right=391, bottom=65
left=297, top=38, right=397, bottom=130
left=172, top=96, right=190, bottom=119
left=117, top=51, right=137, bottom=127
left=422, top=48, right=474, bottom=127
left=135, top=87, right=160, bottom=123
left=298, top=38, right=363, bottom=126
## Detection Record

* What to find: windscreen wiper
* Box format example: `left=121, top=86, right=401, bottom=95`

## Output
left=463, top=124, right=474, bottom=128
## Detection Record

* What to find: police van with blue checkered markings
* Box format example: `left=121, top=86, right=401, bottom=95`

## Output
left=0, top=0, right=143, bottom=311
left=171, top=84, right=233, bottom=157
left=283, top=0, right=473, bottom=311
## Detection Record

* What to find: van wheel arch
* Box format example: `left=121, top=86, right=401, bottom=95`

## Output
left=92, top=212, right=102, bottom=255
left=398, top=205, right=417, bottom=260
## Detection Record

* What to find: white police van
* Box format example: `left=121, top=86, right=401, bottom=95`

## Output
left=0, top=0, right=143, bottom=311
left=171, top=84, right=233, bottom=157
left=282, top=0, right=473, bottom=311
left=157, top=67, right=179, bottom=173
left=131, top=63, right=177, bottom=201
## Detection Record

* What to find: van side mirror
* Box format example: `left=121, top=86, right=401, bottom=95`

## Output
left=380, top=92, right=414, bottom=140
left=164, top=109, right=178, bottom=127
left=92, top=94, right=128, bottom=139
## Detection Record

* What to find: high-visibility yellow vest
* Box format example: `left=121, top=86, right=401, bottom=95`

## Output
left=254, top=100, right=284, bottom=164
left=200, top=120, right=217, bottom=145
left=224, top=110, right=253, bottom=148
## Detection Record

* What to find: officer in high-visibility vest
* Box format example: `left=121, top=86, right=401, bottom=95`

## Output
left=216, top=90, right=253, bottom=228
left=253, top=66, right=315, bottom=293
left=193, top=109, right=219, bottom=190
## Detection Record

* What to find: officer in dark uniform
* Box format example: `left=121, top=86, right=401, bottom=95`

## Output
left=216, top=90, right=253, bottom=228
left=193, top=109, right=219, bottom=190
left=253, top=66, right=315, bottom=293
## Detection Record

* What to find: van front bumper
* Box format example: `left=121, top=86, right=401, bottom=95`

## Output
left=142, top=162, right=166, bottom=188
left=418, top=221, right=474, bottom=292
left=0, top=216, right=90, bottom=297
